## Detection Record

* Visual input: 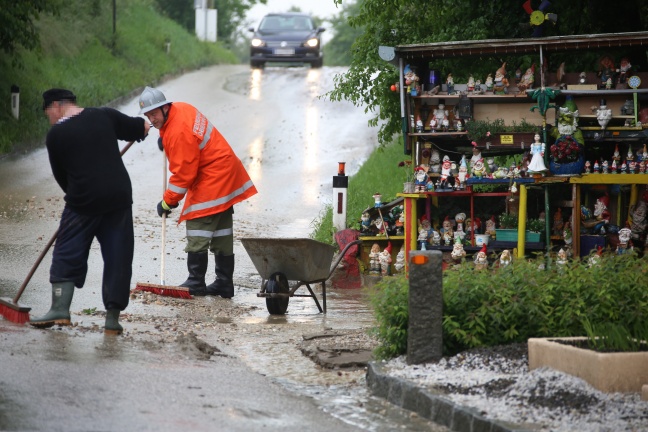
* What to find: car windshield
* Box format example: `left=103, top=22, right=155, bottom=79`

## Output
left=259, top=15, right=313, bottom=31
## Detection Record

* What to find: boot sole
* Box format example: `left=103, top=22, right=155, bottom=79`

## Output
left=29, top=319, right=72, bottom=328
left=104, top=328, right=123, bottom=336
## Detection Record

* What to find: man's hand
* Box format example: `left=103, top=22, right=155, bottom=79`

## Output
left=157, top=200, right=178, bottom=217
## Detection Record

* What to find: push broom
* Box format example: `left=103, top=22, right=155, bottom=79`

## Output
left=0, top=140, right=137, bottom=324
left=133, top=151, right=192, bottom=299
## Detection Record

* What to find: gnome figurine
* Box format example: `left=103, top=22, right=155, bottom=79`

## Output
left=473, top=244, right=489, bottom=270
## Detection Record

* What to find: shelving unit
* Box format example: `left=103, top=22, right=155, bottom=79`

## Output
left=386, top=31, right=648, bottom=270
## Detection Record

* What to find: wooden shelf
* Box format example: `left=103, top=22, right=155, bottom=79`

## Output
left=569, top=174, right=648, bottom=184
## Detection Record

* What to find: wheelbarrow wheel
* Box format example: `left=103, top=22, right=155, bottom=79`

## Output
left=265, top=272, right=289, bottom=315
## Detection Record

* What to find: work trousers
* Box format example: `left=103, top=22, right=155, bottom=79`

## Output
left=185, top=207, right=233, bottom=255
left=50, top=205, right=134, bottom=311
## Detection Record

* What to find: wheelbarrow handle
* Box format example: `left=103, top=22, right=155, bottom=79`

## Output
left=327, top=239, right=362, bottom=279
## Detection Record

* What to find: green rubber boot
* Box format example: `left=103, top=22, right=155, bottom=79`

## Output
left=104, top=309, right=123, bottom=335
left=29, top=281, right=75, bottom=328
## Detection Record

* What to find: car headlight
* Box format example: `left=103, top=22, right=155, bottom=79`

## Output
left=306, top=38, right=319, bottom=48
left=251, top=38, right=265, bottom=47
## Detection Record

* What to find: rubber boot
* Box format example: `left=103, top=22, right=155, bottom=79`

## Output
left=179, top=252, right=208, bottom=296
left=104, top=309, right=123, bottom=335
left=29, top=281, right=74, bottom=328
left=205, top=254, right=235, bottom=299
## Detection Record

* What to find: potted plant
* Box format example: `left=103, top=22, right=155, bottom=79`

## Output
left=465, top=118, right=541, bottom=146
left=549, top=134, right=585, bottom=175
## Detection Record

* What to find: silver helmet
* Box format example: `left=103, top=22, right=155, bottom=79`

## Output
left=138, top=86, right=169, bottom=114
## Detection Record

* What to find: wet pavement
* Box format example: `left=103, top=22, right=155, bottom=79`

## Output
left=0, top=65, right=446, bottom=431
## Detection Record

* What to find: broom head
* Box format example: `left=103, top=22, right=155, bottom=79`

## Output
left=0, top=297, right=31, bottom=324
left=133, top=283, right=192, bottom=299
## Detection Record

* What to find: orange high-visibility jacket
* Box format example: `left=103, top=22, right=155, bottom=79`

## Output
left=159, top=102, right=257, bottom=223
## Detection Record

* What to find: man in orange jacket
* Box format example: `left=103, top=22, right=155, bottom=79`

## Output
left=138, top=87, right=257, bottom=298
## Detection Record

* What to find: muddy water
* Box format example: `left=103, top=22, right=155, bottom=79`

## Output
left=0, top=65, right=445, bottom=430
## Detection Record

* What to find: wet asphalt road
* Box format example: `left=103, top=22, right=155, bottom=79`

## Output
left=0, top=65, right=446, bottom=431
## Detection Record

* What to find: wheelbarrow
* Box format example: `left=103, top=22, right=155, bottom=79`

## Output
left=240, top=238, right=361, bottom=315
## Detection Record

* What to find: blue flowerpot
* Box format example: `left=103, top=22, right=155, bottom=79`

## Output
left=550, top=154, right=585, bottom=176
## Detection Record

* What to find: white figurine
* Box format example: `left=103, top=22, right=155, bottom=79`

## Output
left=527, top=133, right=548, bottom=174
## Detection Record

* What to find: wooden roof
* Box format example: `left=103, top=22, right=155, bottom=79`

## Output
left=394, top=32, right=648, bottom=61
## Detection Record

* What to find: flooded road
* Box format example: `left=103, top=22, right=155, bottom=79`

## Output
left=0, top=65, right=445, bottom=431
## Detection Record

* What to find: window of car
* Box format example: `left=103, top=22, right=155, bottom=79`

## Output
left=259, top=15, right=314, bottom=32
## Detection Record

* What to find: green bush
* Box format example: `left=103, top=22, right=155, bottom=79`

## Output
left=368, top=252, right=648, bottom=359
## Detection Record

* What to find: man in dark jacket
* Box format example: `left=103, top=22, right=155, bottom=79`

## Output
left=30, top=88, right=150, bottom=335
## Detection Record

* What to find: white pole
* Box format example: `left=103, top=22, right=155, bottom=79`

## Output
left=332, top=163, right=348, bottom=231
left=11, top=85, right=19, bottom=120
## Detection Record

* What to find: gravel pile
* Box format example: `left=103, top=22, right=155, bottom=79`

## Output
left=382, top=344, right=648, bottom=431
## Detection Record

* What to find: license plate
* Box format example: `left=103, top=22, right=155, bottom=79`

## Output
left=274, top=48, right=295, bottom=55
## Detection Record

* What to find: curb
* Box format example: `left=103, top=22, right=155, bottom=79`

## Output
left=366, top=362, right=538, bottom=432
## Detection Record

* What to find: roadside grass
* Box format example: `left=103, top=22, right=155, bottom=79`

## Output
left=0, top=0, right=236, bottom=155
left=311, top=139, right=405, bottom=244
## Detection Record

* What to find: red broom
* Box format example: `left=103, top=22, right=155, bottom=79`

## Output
left=133, top=152, right=192, bottom=299
left=0, top=141, right=138, bottom=324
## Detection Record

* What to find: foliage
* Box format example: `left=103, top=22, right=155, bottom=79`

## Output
left=0, top=0, right=237, bottom=155
left=366, top=251, right=648, bottom=358
left=367, top=274, right=409, bottom=360
left=154, top=0, right=267, bottom=46
left=329, top=0, right=648, bottom=147
left=582, top=318, right=648, bottom=352
left=0, top=0, right=62, bottom=61
left=465, top=118, right=540, bottom=142
left=498, top=213, right=518, bottom=229
left=322, top=2, right=363, bottom=66
left=526, top=218, right=545, bottom=233
left=550, top=135, right=582, bottom=163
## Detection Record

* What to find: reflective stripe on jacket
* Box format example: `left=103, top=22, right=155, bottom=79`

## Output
left=159, top=102, right=257, bottom=223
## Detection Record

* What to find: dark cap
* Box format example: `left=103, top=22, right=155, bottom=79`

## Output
left=42, top=88, right=77, bottom=110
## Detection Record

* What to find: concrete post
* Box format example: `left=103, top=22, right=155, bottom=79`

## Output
left=11, top=85, right=19, bottom=120
left=407, top=250, right=443, bottom=365
left=332, top=162, right=348, bottom=232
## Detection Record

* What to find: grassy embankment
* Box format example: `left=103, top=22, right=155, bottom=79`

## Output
left=0, top=0, right=237, bottom=155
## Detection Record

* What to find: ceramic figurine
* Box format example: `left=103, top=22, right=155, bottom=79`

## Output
left=471, top=157, right=486, bottom=179
left=598, top=55, right=615, bottom=88
left=588, top=246, right=603, bottom=267
left=563, top=221, right=573, bottom=246
left=414, top=166, right=428, bottom=193
left=579, top=72, right=587, bottom=84
left=587, top=194, right=610, bottom=234
left=470, top=143, right=483, bottom=169
left=454, top=212, right=466, bottom=241
left=455, top=120, right=464, bottom=132
left=429, top=149, right=441, bottom=173
left=485, top=74, right=494, bottom=92
left=404, top=64, right=420, bottom=96
left=584, top=160, right=591, bottom=173
left=369, top=243, right=381, bottom=274
left=605, top=77, right=613, bottom=89
left=629, top=197, right=647, bottom=243
left=593, top=160, right=600, bottom=173
left=473, top=244, right=489, bottom=270
left=360, top=211, right=372, bottom=233
left=492, top=166, right=509, bottom=179
left=433, top=103, right=450, bottom=131
left=497, top=249, right=512, bottom=268
left=415, top=115, right=424, bottom=132
left=517, top=64, right=535, bottom=92
left=395, top=211, right=405, bottom=236
left=456, top=155, right=469, bottom=189
left=641, top=160, right=647, bottom=174
left=373, top=193, right=382, bottom=207
left=430, top=229, right=441, bottom=246
left=429, top=117, right=438, bottom=132
left=527, top=133, right=548, bottom=174
left=618, top=57, right=632, bottom=85
left=494, top=62, right=508, bottom=94
left=437, top=156, right=455, bottom=191
left=450, top=236, right=466, bottom=261
left=556, top=103, right=580, bottom=135
left=373, top=218, right=386, bottom=236
left=556, top=248, right=568, bottom=266
left=597, top=100, right=612, bottom=129
left=629, top=160, right=637, bottom=174
left=417, top=227, right=428, bottom=250
left=465, top=217, right=481, bottom=236
left=446, top=73, right=455, bottom=95
left=467, top=75, right=475, bottom=92
left=485, top=216, right=497, bottom=238
left=612, top=144, right=621, bottom=162
left=379, top=243, right=393, bottom=275
left=621, top=161, right=627, bottom=173
left=611, top=159, right=617, bottom=174
left=602, top=160, right=609, bottom=174
left=393, top=246, right=406, bottom=273
left=617, top=227, right=633, bottom=254
left=552, top=208, right=564, bottom=236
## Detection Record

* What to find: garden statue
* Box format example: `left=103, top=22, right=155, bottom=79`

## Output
left=618, top=57, right=632, bottom=85
left=611, top=159, right=618, bottom=174
left=446, top=73, right=455, bottom=95
left=563, top=221, right=573, bottom=247
left=598, top=55, right=615, bottom=88
left=455, top=212, right=466, bottom=239
left=493, top=62, right=508, bottom=94
left=492, top=166, right=509, bottom=179
left=621, top=161, right=627, bottom=174
left=626, top=146, right=635, bottom=162
left=360, top=211, right=372, bottom=234
left=373, top=218, right=386, bottom=236
left=416, top=115, right=424, bottom=132
left=588, top=246, right=603, bottom=267
left=430, top=230, right=441, bottom=246
left=497, top=249, right=512, bottom=268
left=517, top=64, right=535, bottom=92
left=372, top=193, right=382, bottom=207
left=433, top=103, right=450, bottom=131
left=527, top=133, right=548, bottom=174
left=473, top=244, right=489, bottom=270
left=430, top=149, right=441, bottom=173
left=629, top=160, right=637, bottom=174
left=556, top=248, right=568, bottom=266
left=582, top=194, right=610, bottom=234
left=470, top=144, right=483, bottom=169
left=369, top=243, right=381, bottom=274
left=485, top=74, right=494, bottom=92
left=456, top=155, right=469, bottom=190
left=616, top=227, right=633, bottom=254
left=602, top=160, right=609, bottom=173
left=393, top=246, right=405, bottom=273
left=584, top=161, right=591, bottom=173
left=465, top=217, right=481, bottom=236
left=612, top=144, right=621, bottom=162
left=593, top=161, right=600, bottom=173
left=417, top=228, right=429, bottom=250
left=471, top=158, right=486, bottom=179
left=414, top=166, right=428, bottom=192
left=467, top=75, right=475, bottom=92
left=485, top=216, right=497, bottom=238
left=437, top=155, right=455, bottom=191
left=552, top=208, right=564, bottom=236
left=379, top=243, right=393, bottom=275
left=640, top=160, right=647, bottom=174
left=450, top=236, right=466, bottom=261
left=596, top=99, right=613, bottom=130
left=404, top=64, right=420, bottom=96
left=629, top=196, right=647, bottom=243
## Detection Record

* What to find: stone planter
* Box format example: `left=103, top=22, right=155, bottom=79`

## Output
left=528, top=337, right=648, bottom=393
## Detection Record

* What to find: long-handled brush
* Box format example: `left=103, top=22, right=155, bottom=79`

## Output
left=133, top=152, right=192, bottom=299
left=0, top=140, right=137, bottom=323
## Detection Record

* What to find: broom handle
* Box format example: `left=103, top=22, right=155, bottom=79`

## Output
left=12, top=140, right=136, bottom=304
left=161, top=152, right=167, bottom=285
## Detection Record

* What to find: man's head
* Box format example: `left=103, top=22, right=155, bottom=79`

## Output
left=42, top=88, right=77, bottom=125
left=138, top=86, right=170, bottom=129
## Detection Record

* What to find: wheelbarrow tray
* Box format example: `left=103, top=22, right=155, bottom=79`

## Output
left=240, top=237, right=336, bottom=282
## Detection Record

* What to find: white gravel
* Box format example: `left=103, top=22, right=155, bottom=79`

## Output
left=382, top=346, right=648, bottom=431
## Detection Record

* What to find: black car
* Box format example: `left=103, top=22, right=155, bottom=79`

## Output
left=248, top=13, right=325, bottom=68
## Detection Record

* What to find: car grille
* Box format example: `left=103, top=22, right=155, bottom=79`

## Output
left=266, top=41, right=302, bottom=48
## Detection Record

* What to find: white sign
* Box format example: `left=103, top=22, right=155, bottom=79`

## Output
left=195, top=8, right=217, bottom=42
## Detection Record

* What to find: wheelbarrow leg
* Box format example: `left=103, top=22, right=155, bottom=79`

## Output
left=321, top=281, right=326, bottom=314
left=304, top=283, right=324, bottom=313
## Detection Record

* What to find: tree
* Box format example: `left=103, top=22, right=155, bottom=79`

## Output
left=329, top=0, right=648, bottom=147
left=323, top=2, right=364, bottom=66
left=0, top=1, right=61, bottom=58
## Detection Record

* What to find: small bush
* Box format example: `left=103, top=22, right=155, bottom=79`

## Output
left=367, top=274, right=409, bottom=360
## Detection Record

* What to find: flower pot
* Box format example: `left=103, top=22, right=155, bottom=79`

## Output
left=403, top=182, right=415, bottom=193
left=550, top=154, right=585, bottom=176
left=474, top=234, right=490, bottom=246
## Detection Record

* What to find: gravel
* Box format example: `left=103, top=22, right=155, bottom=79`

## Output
left=381, top=343, right=648, bottom=431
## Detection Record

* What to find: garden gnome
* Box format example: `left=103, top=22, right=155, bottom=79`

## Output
left=429, top=149, right=441, bottom=173
left=446, top=73, right=455, bottom=95
left=629, top=197, right=647, bottom=243
left=497, top=249, right=512, bottom=268
left=552, top=208, right=564, bottom=236
left=372, top=193, right=382, bottom=207
left=430, top=229, right=441, bottom=246
left=450, top=236, right=466, bottom=261
left=596, top=99, right=612, bottom=130
left=563, top=221, right=573, bottom=247
left=393, top=246, right=406, bottom=273
left=556, top=248, right=568, bottom=266
left=485, top=216, right=497, bottom=238
left=414, top=166, right=428, bottom=192
left=588, top=246, right=603, bottom=267
left=438, top=155, right=454, bottom=190
left=379, top=243, right=393, bottom=275
left=369, top=243, right=381, bottom=274
left=517, top=64, right=535, bottom=92
left=417, top=227, right=429, bottom=250
left=473, top=244, right=489, bottom=270
left=360, top=211, right=372, bottom=233
left=456, top=155, right=469, bottom=189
